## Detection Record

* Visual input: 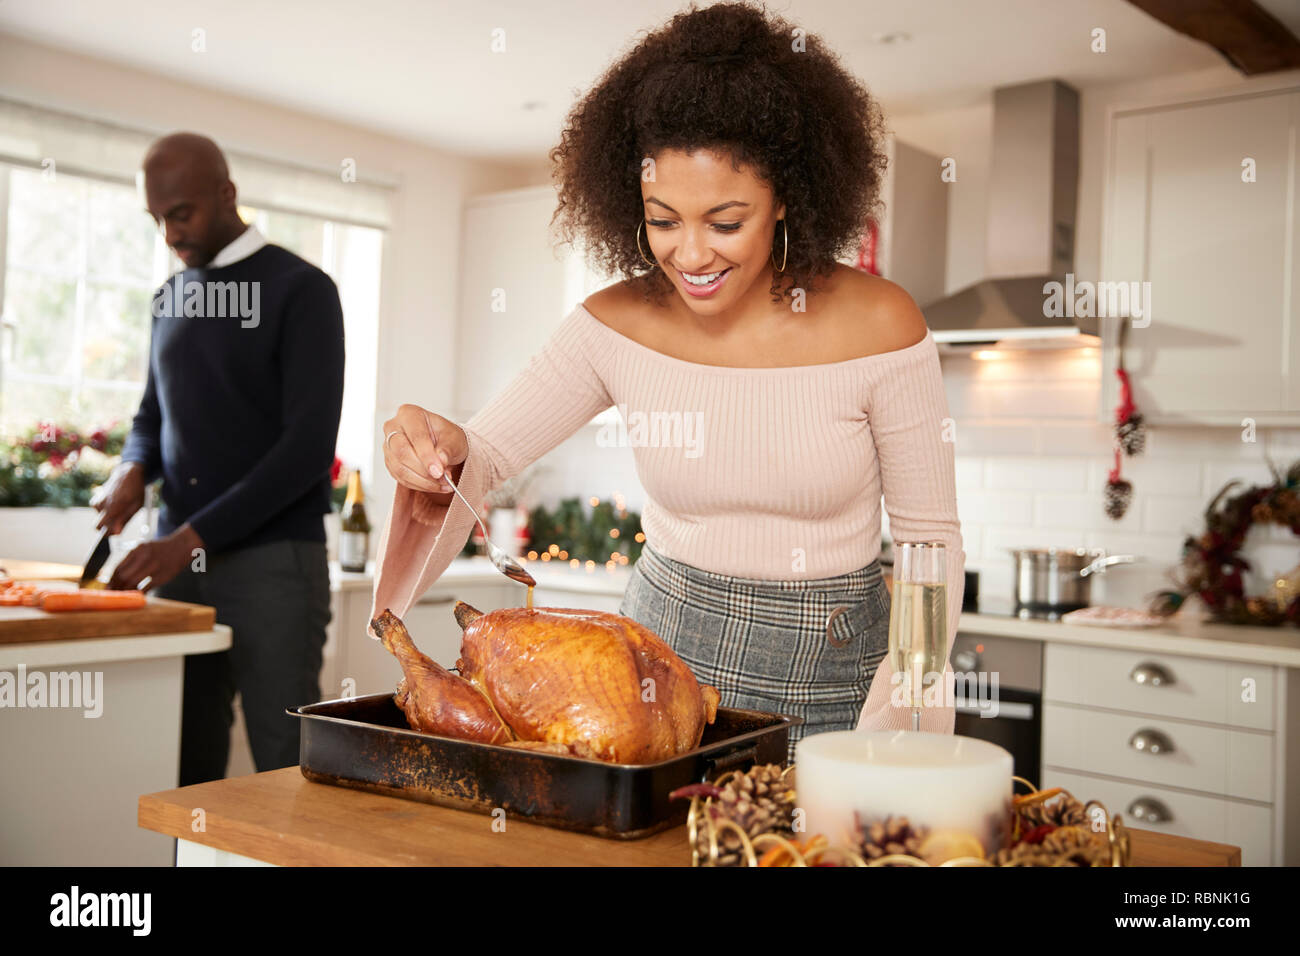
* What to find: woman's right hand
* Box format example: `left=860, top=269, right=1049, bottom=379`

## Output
left=381, top=404, right=468, bottom=494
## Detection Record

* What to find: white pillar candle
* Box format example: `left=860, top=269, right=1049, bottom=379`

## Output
left=795, top=731, right=1014, bottom=860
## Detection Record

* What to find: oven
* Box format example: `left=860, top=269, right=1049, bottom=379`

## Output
left=950, top=631, right=1043, bottom=788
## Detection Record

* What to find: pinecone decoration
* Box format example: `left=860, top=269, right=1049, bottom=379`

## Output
left=1105, top=477, right=1133, bottom=519
left=1117, top=412, right=1146, bottom=456
left=995, top=826, right=1109, bottom=866
left=852, top=813, right=929, bottom=863
left=1017, top=791, right=1087, bottom=829
left=688, top=764, right=795, bottom=866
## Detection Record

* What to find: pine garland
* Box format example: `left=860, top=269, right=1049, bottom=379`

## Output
left=462, top=494, right=644, bottom=566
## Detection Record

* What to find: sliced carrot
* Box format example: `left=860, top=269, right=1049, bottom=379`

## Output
left=40, top=589, right=147, bottom=612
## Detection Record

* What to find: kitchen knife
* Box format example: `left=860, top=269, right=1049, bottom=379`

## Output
left=79, top=530, right=112, bottom=588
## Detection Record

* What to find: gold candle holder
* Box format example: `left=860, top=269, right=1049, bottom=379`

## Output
left=683, top=769, right=1131, bottom=867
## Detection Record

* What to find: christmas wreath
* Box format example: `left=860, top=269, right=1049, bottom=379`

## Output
left=1150, top=459, right=1300, bottom=627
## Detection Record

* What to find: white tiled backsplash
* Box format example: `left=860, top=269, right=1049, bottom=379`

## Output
left=520, top=348, right=1300, bottom=612
left=942, top=349, right=1300, bottom=610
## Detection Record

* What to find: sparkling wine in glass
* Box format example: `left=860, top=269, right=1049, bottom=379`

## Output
left=888, top=541, right=947, bottom=731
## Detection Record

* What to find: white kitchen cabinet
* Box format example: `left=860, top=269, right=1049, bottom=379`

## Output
left=530, top=584, right=626, bottom=614
left=1040, top=641, right=1298, bottom=865
left=454, top=185, right=616, bottom=422
left=1101, top=87, right=1300, bottom=424
left=855, top=136, right=948, bottom=308
left=1044, top=767, right=1273, bottom=867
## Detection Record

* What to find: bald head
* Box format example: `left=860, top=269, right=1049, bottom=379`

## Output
left=144, top=132, right=230, bottom=183
left=143, top=132, right=245, bottom=269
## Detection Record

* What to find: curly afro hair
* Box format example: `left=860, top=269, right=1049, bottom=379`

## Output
left=549, top=1, right=889, bottom=306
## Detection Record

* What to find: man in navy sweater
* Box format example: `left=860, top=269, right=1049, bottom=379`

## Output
left=93, top=132, right=345, bottom=784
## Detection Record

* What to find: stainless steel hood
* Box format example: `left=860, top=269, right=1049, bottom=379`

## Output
left=925, top=80, right=1099, bottom=349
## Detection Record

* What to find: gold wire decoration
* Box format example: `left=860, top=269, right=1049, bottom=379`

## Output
left=683, top=767, right=1131, bottom=867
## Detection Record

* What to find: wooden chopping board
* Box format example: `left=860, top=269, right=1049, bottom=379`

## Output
left=0, top=594, right=216, bottom=645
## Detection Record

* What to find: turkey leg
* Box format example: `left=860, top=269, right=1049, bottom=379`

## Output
left=371, top=608, right=512, bottom=745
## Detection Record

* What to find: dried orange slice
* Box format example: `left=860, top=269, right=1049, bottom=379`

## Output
left=917, top=829, right=986, bottom=865
left=1014, top=786, right=1062, bottom=807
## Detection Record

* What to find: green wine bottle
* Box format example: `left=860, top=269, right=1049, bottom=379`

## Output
left=339, top=469, right=371, bottom=572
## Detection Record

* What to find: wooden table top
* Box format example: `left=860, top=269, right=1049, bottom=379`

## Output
left=139, top=767, right=1242, bottom=867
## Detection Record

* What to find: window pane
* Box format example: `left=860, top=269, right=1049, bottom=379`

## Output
left=82, top=282, right=150, bottom=381
left=88, top=180, right=156, bottom=284
left=3, top=269, right=77, bottom=376
left=260, top=209, right=324, bottom=267
left=75, top=383, right=145, bottom=429
left=330, top=223, right=383, bottom=476
left=6, top=166, right=86, bottom=275
left=0, top=379, right=74, bottom=432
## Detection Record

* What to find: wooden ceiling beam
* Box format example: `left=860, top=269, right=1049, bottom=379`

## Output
left=1126, top=0, right=1300, bottom=74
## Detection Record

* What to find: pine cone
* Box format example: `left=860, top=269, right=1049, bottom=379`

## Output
left=852, top=813, right=929, bottom=864
left=694, top=764, right=795, bottom=866
left=1105, top=478, right=1133, bottom=519
left=995, top=826, right=1109, bottom=866
left=1018, top=792, right=1087, bottom=829
left=1251, top=502, right=1276, bottom=525
left=1117, top=413, right=1146, bottom=456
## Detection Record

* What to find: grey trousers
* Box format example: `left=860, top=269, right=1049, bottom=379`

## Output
left=154, top=538, right=331, bottom=785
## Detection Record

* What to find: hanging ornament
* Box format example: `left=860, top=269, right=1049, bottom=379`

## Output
left=1104, top=447, right=1132, bottom=520
left=1114, top=322, right=1146, bottom=456
left=1116, top=368, right=1146, bottom=455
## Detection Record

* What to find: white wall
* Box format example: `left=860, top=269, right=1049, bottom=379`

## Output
left=504, top=66, right=1300, bottom=613
left=0, top=33, right=540, bottom=540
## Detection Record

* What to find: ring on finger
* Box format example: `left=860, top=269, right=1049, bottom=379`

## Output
left=385, top=429, right=402, bottom=450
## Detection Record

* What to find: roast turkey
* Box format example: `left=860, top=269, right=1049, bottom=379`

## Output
left=371, top=602, right=720, bottom=764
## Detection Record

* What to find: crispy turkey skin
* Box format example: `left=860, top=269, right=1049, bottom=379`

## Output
left=371, top=603, right=719, bottom=763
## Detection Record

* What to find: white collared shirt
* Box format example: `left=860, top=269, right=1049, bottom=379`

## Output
left=208, top=223, right=268, bottom=268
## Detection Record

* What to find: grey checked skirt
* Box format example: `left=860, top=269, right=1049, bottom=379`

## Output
left=620, top=542, right=892, bottom=765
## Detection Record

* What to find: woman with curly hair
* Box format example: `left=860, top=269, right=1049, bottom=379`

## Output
left=373, top=2, right=964, bottom=762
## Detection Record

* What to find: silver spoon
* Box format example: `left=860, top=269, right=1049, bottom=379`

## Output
left=439, top=467, right=536, bottom=589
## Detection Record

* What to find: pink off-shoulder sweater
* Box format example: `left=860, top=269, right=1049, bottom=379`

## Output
left=370, top=302, right=966, bottom=733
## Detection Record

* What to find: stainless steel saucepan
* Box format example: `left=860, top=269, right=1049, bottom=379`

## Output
left=1007, top=547, right=1137, bottom=618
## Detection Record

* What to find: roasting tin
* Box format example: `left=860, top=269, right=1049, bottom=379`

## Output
left=292, top=693, right=799, bottom=840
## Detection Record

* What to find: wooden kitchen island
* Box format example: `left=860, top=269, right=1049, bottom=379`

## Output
left=140, top=767, right=1242, bottom=866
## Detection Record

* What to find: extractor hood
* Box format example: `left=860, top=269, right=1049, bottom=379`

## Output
left=925, top=80, right=1100, bottom=350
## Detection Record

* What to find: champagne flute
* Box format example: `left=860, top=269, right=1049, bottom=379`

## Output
left=887, top=541, right=947, bottom=731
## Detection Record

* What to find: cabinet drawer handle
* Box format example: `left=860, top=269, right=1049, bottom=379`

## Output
left=419, top=597, right=457, bottom=607
left=1126, top=797, right=1173, bottom=824
left=1129, top=662, right=1173, bottom=687
left=1128, top=728, right=1174, bottom=755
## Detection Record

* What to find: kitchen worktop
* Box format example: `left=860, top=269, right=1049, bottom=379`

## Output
left=339, top=556, right=1300, bottom=668
left=330, top=555, right=632, bottom=595
left=959, top=599, right=1300, bottom=668
left=139, top=767, right=1241, bottom=866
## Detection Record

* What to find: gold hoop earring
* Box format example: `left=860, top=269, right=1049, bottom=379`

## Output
left=636, top=220, right=657, bottom=268
left=771, top=219, right=788, bottom=273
